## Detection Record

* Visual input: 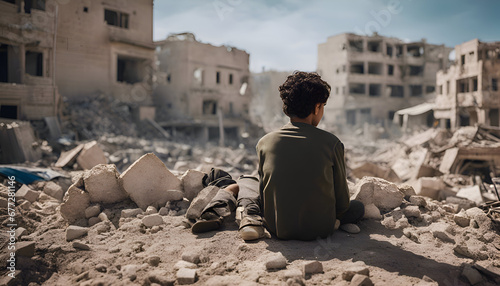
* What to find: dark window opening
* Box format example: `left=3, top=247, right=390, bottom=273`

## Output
left=458, top=79, right=469, bottom=93
left=2, top=0, right=16, bottom=4
left=349, top=40, right=363, bottom=52
left=489, top=108, right=499, bottom=127
left=461, top=55, right=465, bottom=66
left=167, top=74, right=171, bottom=83
left=459, top=113, right=470, bottom=127
left=229, top=102, right=233, bottom=115
left=407, top=45, right=423, bottom=57
left=83, top=7, right=89, bottom=13
left=368, top=62, right=383, bottom=75
left=438, top=85, right=443, bottom=95
left=426, top=86, right=435, bottom=94
left=388, top=64, right=394, bottom=76
left=388, top=111, right=395, bottom=120
left=409, top=65, right=423, bottom=76
left=216, top=71, right=220, bottom=84
left=24, top=0, right=45, bottom=13
left=0, top=44, right=21, bottom=83
left=367, top=41, right=381, bottom=52
left=369, top=84, right=381, bottom=97
left=117, top=56, right=145, bottom=84
left=472, top=77, right=478, bottom=91
left=446, top=81, right=450, bottom=94
left=350, top=62, right=364, bottom=74
left=386, top=45, right=393, bottom=57
left=0, top=44, right=7, bottom=83
left=395, top=45, right=403, bottom=57
left=0, top=105, right=17, bottom=119
left=346, top=110, right=356, bottom=125
left=349, top=83, right=365, bottom=95
left=105, top=9, right=129, bottom=29
left=25, top=51, right=43, bottom=77
left=492, top=78, right=498, bottom=91
left=388, top=85, right=404, bottom=98
left=229, top=73, right=233, bottom=85
left=203, top=100, right=218, bottom=115
left=410, top=85, right=423, bottom=97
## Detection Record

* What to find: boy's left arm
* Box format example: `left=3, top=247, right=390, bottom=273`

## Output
left=333, top=141, right=350, bottom=216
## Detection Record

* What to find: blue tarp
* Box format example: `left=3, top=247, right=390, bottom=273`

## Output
left=0, top=165, right=66, bottom=185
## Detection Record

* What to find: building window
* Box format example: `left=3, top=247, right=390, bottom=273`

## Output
left=446, top=81, right=450, bottom=94
left=216, top=71, right=221, bottom=84
left=395, top=45, right=403, bottom=57
left=387, top=64, right=394, bottom=76
left=117, top=56, right=145, bottom=84
left=229, top=73, right=233, bottom=85
left=368, top=62, right=383, bottom=75
left=203, top=100, right=218, bottom=115
left=349, top=83, right=365, bottom=95
left=492, top=78, right=498, bottom=91
left=350, top=62, right=364, bottom=74
left=426, top=86, right=435, bottom=94
left=105, top=9, right=129, bottom=29
left=438, top=85, right=443, bottom=95
left=472, top=77, right=478, bottom=91
left=369, top=84, right=381, bottom=97
left=367, top=41, right=381, bottom=53
left=410, top=85, right=423, bottom=97
left=25, top=51, right=43, bottom=77
left=461, top=55, right=465, bottom=66
left=0, top=105, right=18, bottom=119
left=24, top=0, right=45, bottom=13
left=388, top=85, right=404, bottom=98
left=388, top=111, right=395, bottom=120
left=407, top=45, right=423, bottom=57
left=458, top=79, right=469, bottom=93
left=386, top=45, right=393, bottom=57
left=349, top=40, right=363, bottom=52
left=409, top=65, right=423, bottom=76
left=490, top=108, right=499, bottom=127
left=346, top=110, right=356, bottom=125
left=83, top=7, right=89, bottom=13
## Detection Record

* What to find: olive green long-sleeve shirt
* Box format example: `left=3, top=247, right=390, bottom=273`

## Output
left=256, top=122, right=350, bottom=240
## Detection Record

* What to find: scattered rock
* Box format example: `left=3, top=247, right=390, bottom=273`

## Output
left=465, top=207, right=492, bottom=230
left=303, top=260, right=323, bottom=275
left=121, top=264, right=139, bottom=281
left=265, top=252, right=287, bottom=270
left=445, top=196, right=476, bottom=211
left=351, top=177, right=403, bottom=212
left=177, top=268, right=197, bottom=285
left=15, top=185, right=39, bottom=203
left=363, top=203, right=382, bottom=220
left=121, top=208, right=143, bottom=218
left=76, top=141, right=107, bottom=170
left=120, top=153, right=182, bottom=210
left=145, top=206, right=158, bottom=215
left=453, top=210, right=470, bottom=227
left=158, top=207, right=169, bottom=216
left=15, top=227, right=27, bottom=239
left=409, top=195, right=427, bottom=207
left=84, top=204, right=101, bottom=219
left=43, top=181, right=64, bottom=201
left=95, top=264, right=107, bottom=273
left=147, top=256, right=161, bottom=267
left=181, top=252, right=201, bottom=264
left=60, top=184, right=90, bottom=223
left=185, top=186, right=220, bottom=220
left=454, top=238, right=489, bottom=260
left=174, top=260, right=197, bottom=270
left=462, top=264, right=483, bottom=285
left=15, top=241, right=35, bottom=257
left=283, top=269, right=303, bottom=279
left=403, top=205, right=421, bottom=219
left=429, top=222, right=455, bottom=243
left=88, top=217, right=101, bottom=226
left=72, top=241, right=90, bottom=250
left=84, top=164, right=128, bottom=204
left=66, top=226, right=89, bottom=241
left=397, top=184, right=416, bottom=199
left=342, top=265, right=369, bottom=281
left=181, top=169, right=206, bottom=201
left=350, top=274, right=374, bottom=286
left=142, top=214, right=164, bottom=227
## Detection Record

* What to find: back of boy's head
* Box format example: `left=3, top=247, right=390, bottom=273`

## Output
left=279, top=71, right=331, bottom=119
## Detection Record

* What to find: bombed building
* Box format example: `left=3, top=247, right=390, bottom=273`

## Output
left=154, top=33, right=252, bottom=144
left=317, top=33, right=452, bottom=129
left=434, top=39, right=500, bottom=129
left=0, top=0, right=60, bottom=120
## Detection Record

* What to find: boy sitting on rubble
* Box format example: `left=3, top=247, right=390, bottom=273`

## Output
left=192, top=71, right=364, bottom=241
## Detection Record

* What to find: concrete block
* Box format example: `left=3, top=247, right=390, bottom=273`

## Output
left=429, top=222, right=455, bottom=243
left=142, top=214, right=164, bottom=227
left=350, top=274, right=374, bottom=286
left=174, top=260, right=197, bottom=270
left=177, top=268, right=197, bottom=285
left=439, top=147, right=459, bottom=174
left=72, top=241, right=90, bottom=250
left=408, top=195, right=427, bottom=207
left=19, top=201, right=31, bottom=210
left=76, top=141, right=107, bottom=170
left=265, top=252, right=287, bottom=270
left=351, top=162, right=400, bottom=183
left=55, top=144, right=84, bottom=168
left=453, top=210, right=470, bottom=227
left=284, top=269, right=303, bottom=279
left=185, top=186, right=219, bottom=220
left=16, top=241, right=35, bottom=257
left=84, top=164, right=128, bottom=204
left=66, top=225, right=89, bottom=241
left=397, top=184, right=416, bottom=199
left=462, top=265, right=483, bottom=285
left=303, top=260, right=323, bottom=275
left=120, top=153, right=182, bottom=210
left=351, top=177, right=403, bottom=212
left=60, top=184, right=90, bottom=223
left=363, top=204, right=382, bottom=220
left=15, top=185, right=39, bottom=203
left=85, top=204, right=101, bottom=219
left=456, top=185, right=483, bottom=205
left=43, top=181, right=64, bottom=201
left=342, top=265, right=370, bottom=281
left=88, top=217, right=101, bottom=226
left=181, top=169, right=206, bottom=201
left=402, top=206, right=421, bottom=218
left=121, top=208, right=143, bottom=218
left=414, top=177, right=444, bottom=200
left=181, top=251, right=200, bottom=264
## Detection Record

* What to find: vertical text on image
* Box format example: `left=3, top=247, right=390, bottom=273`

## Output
left=6, top=176, right=17, bottom=279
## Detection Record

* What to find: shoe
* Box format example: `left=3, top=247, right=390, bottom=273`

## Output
left=191, top=211, right=222, bottom=234
left=239, top=225, right=265, bottom=241
left=340, top=223, right=360, bottom=234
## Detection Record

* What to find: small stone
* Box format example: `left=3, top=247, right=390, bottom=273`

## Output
left=284, top=269, right=303, bottom=279
left=121, top=208, right=144, bottom=218
left=429, top=223, right=455, bottom=243
left=150, top=226, right=161, bottom=233
left=98, top=212, right=110, bottom=222
left=142, top=214, right=164, bottom=227
left=409, top=196, right=427, bottom=207
left=303, top=260, right=323, bottom=275
left=381, top=216, right=397, bottom=229
left=340, top=223, right=360, bottom=234
left=403, top=229, right=420, bottom=243
left=181, top=252, right=200, bottom=264
left=16, top=241, right=35, bottom=257
left=177, top=268, right=197, bottom=285
left=85, top=205, right=101, bottom=219
left=66, top=226, right=89, bottom=241
left=147, top=256, right=161, bottom=267
left=43, top=181, right=64, bottom=201
left=453, top=210, right=470, bottom=227
left=398, top=184, right=416, bottom=199
left=462, top=265, right=483, bottom=285
left=350, top=274, right=374, bottom=286
left=15, top=227, right=27, bottom=239
left=363, top=203, right=382, bottom=220
left=121, top=264, right=139, bottom=281
left=109, top=247, right=120, bottom=253
left=145, top=206, right=157, bottom=215
left=403, top=205, right=421, bottom=218
left=88, top=217, right=101, bottom=226
left=158, top=207, right=169, bottom=216
left=19, top=201, right=31, bottom=210
left=342, top=265, right=370, bottom=281
left=286, top=277, right=306, bottom=286
left=265, top=252, right=287, bottom=270
left=174, top=260, right=197, bottom=270
left=15, top=185, right=40, bottom=203
left=95, top=264, right=107, bottom=273
left=442, top=204, right=458, bottom=214
left=72, top=241, right=90, bottom=250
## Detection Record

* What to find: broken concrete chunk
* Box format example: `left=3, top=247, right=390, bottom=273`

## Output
left=158, top=207, right=169, bottom=216
left=177, top=268, right=197, bottom=285
left=181, top=251, right=201, bottom=264
left=84, top=204, right=101, bottom=219
left=76, top=141, right=107, bottom=170
left=465, top=207, right=492, bottom=230
left=445, top=196, right=476, bottom=211
left=84, top=164, right=128, bottom=204
left=351, top=177, right=403, bottom=212
left=142, top=214, right=164, bottom=227
left=403, top=206, right=421, bottom=218
left=174, top=260, right=197, bottom=270
left=60, top=185, right=90, bottom=223
left=456, top=185, right=483, bottom=205
left=363, top=203, right=382, bottom=220
left=397, top=184, right=417, bottom=199
left=409, top=195, right=427, bottom=207
left=350, top=274, right=374, bottom=286
left=284, top=269, right=303, bottom=279
left=16, top=241, right=35, bottom=257
left=15, top=227, right=27, bottom=239
left=453, top=210, right=470, bottom=227
left=145, top=206, right=157, bottom=215
left=15, top=185, right=39, bottom=203
left=120, top=153, right=182, bottom=210
left=43, top=181, right=64, bottom=201
left=462, top=265, right=483, bottom=285
left=121, top=208, right=143, bottom=218
left=303, top=260, right=323, bottom=275
left=181, top=169, right=206, bottom=201
left=342, top=265, right=370, bottom=281
left=66, top=226, right=89, bottom=241
left=265, top=252, right=287, bottom=270
left=185, top=186, right=220, bottom=220
left=428, top=222, right=455, bottom=243
left=351, top=162, right=400, bottom=183
left=72, top=241, right=91, bottom=250
left=55, top=144, right=85, bottom=168
left=414, top=177, right=444, bottom=200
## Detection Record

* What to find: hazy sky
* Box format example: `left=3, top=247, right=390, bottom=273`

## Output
left=154, top=0, right=500, bottom=73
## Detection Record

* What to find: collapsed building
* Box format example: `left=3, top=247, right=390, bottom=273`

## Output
left=317, top=33, right=452, bottom=130
left=0, top=0, right=60, bottom=120
left=154, top=33, right=253, bottom=145
left=434, top=39, right=500, bottom=129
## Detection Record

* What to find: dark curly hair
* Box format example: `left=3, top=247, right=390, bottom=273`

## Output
left=279, top=71, right=331, bottom=119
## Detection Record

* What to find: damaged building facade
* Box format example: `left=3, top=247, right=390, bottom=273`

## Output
left=317, top=33, right=452, bottom=129
left=154, top=33, right=252, bottom=144
left=434, top=39, right=500, bottom=128
left=0, top=0, right=60, bottom=120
